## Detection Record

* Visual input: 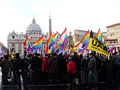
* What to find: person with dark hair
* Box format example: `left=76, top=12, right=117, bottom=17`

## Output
left=0, top=55, right=12, bottom=85
left=12, top=53, right=28, bottom=90
left=87, top=53, right=97, bottom=90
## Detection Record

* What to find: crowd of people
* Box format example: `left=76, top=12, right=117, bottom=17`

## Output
left=0, top=51, right=120, bottom=90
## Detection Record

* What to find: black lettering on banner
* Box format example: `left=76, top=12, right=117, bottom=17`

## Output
left=89, top=37, right=110, bottom=56
left=92, top=39, right=97, bottom=46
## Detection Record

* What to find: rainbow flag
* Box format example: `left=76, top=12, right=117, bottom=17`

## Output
left=95, top=28, right=102, bottom=41
left=49, top=46, right=55, bottom=53
left=49, top=32, right=58, bottom=49
left=75, top=30, right=90, bottom=48
left=55, top=45, right=63, bottom=54
left=70, top=45, right=75, bottom=52
left=51, top=32, right=58, bottom=43
left=78, top=48, right=86, bottom=53
left=31, top=35, right=43, bottom=50
left=27, top=42, right=31, bottom=52
left=68, top=45, right=75, bottom=55
left=58, top=28, right=68, bottom=47
left=81, top=33, right=90, bottom=48
left=45, top=32, right=52, bottom=53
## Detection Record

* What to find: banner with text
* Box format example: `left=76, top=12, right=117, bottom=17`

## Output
left=87, top=37, right=110, bottom=57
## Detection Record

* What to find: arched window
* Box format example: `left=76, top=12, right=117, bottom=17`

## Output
left=12, top=36, right=15, bottom=39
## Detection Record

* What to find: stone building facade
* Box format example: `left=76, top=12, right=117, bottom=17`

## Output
left=106, top=23, right=120, bottom=52
left=7, top=18, right=48, bottom=56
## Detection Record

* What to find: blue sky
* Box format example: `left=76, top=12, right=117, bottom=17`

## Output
left=0, top=0, right=120, bottom=46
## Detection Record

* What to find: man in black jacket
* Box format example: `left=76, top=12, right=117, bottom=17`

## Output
left=12, top=53, right=28, bottom=90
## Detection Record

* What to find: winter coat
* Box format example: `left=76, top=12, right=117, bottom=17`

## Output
left=30, top=56, right=42, bottom=72
left=72, top=55, right=81, bottom=71
left=48, top=56, right=58, bottom=73
left=88, top=56, right=97, bottom=84
left=12, top=58, right=26, bottom=74
left=42, top=57, right=48, bottom=72
left=67, top=60, right=76, bottom=74
left=0, top=58, right=12, bottom=72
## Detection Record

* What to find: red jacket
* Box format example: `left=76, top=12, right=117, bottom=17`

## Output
left=67, top=60, right=76, bottom=74
left=42, top=57, right=48, bottom=72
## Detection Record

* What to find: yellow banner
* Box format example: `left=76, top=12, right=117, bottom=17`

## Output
left=87, top=37, right=110, bottom=56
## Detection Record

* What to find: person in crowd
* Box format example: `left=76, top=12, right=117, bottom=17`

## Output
left=67, top=56, right=76, bottom=84
left=42, top=54, right=49, bottom=83
left=12, top=53, right=28, bottom=90
left=87, top=52, right=98, bottom=90
left=0, top=55, right=12, bottom=85
left=94, top=53, right=105, bottom=82
left=57, top=53, right=67, bottom=83
left=112, top=52, right=120, bottom=82
left=48, top=53, right=58, bottom=83
left=105, top=54, right=113, bottom=84
left=25, top=54, right=33, bottom=84
left=72, top=52, right=81, bottom=85
left=29, top=53, right=42, bottom=84
left=81, top=54, right=89, bottom=85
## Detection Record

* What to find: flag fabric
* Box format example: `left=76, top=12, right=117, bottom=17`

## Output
left=31, top=35, right=43, bottom=50
left=102, top=37, right=105, bottom=44
left=95, top=28, right=102, bottom=42
left=48, top=46, right=54, bottom=54
left=49, top=32, right=58, bottom=49
left=32, top=50, right=37, bottom=53
left=23, top=35, right=28, bottom=46
left=63, top=51, right=68, bottom=55
left=81, top=32, right=90, bottom=48
left=108, top=46, right=115, bottom=53
left=50, top=46, right=55, bottom=53
left=0, top=46, right=4, bottom=56
left=78, top=48, right=86, bottom=53
left=68, top=45, right=75, bottom=55
left=55, top=45, right=63, bottom=54
left=70, top=45, right=75, bottom=53
left=27, top=42, right=31, bottom=52
left=75, top=30, right=90, bottom=48
left=58, top=28, right=68, bottom=47
left=45, top=32, right=52, bottom=53
left=51, top=32, right=58, bottom=43
left=87, top=30, right=110, bottom=57
left=69, top=49, right=73, bottom=55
